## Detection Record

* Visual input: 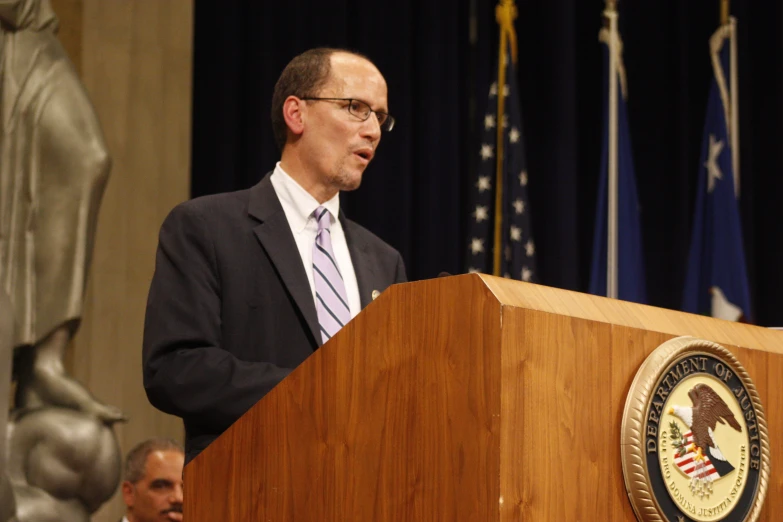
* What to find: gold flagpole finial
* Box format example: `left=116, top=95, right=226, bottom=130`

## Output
left=495, top=0, right=518, bottom=25
left=495, top=0, right=518, bottom=64
left=721, top=0, right=730, bottom=25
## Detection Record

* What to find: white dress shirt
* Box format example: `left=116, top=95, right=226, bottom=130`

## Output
left=270, top=163, right=361, bottom=319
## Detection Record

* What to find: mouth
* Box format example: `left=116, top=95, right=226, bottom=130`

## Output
left=353, top=148, right=374, bottom=164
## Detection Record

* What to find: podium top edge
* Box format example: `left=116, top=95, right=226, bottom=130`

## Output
left=424, top=273, right=783, bottom=355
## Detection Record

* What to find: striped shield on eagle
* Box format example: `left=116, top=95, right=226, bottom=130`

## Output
left=668, top=383, right=742, bottom=494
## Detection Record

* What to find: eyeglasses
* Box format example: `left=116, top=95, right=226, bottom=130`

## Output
left=301, top=97, right=395, bottom=132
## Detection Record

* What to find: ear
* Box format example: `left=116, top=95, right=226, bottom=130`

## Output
left=282, top=96, right=305, bottom=137
left=121, top=481, right=135, bottom=507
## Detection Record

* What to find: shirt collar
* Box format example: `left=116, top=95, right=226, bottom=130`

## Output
left=273, top=162, right=340, bottom=231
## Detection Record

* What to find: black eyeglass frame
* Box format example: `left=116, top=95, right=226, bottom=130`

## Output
left=300, top=97, right=395, bottom=132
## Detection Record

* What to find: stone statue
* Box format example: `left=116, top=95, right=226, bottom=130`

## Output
left=7, top=408, right=122, bottom=521
left=0, top=291, right=15, bottom=522
left=0, top=1, right=125, bottom=520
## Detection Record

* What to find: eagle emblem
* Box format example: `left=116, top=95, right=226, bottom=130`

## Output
left=622, top=338, right=770, bottom=522
left=668, top=383, right=742, bottom=497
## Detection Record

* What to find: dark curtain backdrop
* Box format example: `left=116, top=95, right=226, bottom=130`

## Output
left=191, top=1, right=783, bottom=326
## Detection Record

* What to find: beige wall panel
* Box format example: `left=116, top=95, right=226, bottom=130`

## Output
left=50, top=0, right=83, bottom=73
left=61, top=1, right=194, bottom=520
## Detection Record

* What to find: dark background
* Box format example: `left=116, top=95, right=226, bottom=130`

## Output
left=190, top=1, right=783, bottom=326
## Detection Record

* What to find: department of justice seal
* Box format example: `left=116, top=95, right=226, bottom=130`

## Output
left=621, top=337, right=770, bottom=522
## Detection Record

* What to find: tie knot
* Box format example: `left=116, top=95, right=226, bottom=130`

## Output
left=315, top=206, right=331, bottom=232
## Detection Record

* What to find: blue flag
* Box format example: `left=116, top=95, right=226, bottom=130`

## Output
left=589, top=30, right=647, bottom=303
left=465, top=43, right=537, bottom=282
left=682, top=28, right=751, bottom=321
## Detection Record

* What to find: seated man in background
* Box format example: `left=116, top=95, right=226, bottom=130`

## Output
left=120, top=438, right=184, bottom=522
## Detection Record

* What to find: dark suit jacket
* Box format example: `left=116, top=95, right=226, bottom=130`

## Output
left=142, top=173, right=407, bottom=463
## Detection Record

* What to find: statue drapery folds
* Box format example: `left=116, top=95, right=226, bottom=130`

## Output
left=0, top=0, right=107, bottom=351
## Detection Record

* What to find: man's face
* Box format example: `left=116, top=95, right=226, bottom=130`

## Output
left=122, top=450, right=184, bottom=522
left=300, top=52, right=388, bottom=195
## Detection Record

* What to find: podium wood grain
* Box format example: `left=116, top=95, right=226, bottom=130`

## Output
left=184, top=274, right=782, bottom=521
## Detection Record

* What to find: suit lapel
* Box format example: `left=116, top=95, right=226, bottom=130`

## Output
left=342, top=215, right=377, bottom=309
left=248, top=175, right=321, bottom=344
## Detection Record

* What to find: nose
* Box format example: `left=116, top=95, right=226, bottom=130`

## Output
left=172, top=483, right=184, bottom=504
left=360, top=112, right=382, bottom=142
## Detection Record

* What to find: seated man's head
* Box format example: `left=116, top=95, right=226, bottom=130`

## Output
left=121, top=438, right=184, bottom=522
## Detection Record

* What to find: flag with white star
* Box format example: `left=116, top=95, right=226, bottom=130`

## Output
left=588, top=27, right=647, bottom=303
left=465, top=42, right=537, bottom=283
left=682, top=23, right=751, bottom=321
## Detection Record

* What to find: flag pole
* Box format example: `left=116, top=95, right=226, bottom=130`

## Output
left=726, top=4, right=740, bottom=197
left=604, top=0, right=619, bottom=299
left=492, top=0, right=518, bottom=276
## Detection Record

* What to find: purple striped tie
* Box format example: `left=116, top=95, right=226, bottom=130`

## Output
left=313, top=206, right=351, bottom=343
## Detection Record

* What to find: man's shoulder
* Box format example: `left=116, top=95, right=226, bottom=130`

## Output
left=173, top=188, right=251, bottom=216
left=166, top=173, right=275, bottom=225
left=161, top=187, right=256, bottom=233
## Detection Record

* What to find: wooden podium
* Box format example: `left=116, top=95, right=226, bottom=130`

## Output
left=182, top=274, right=782, bottom=521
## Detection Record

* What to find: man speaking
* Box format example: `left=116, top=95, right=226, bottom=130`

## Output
left=142, top=48, right=406, bottom=464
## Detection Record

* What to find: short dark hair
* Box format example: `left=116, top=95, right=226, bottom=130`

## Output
left=123, top=438, right=183, bottom=483
left=270, top=47, right=373, bottom=151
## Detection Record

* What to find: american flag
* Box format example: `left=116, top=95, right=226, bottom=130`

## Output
left=465, top=42, right=537, bottom=282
